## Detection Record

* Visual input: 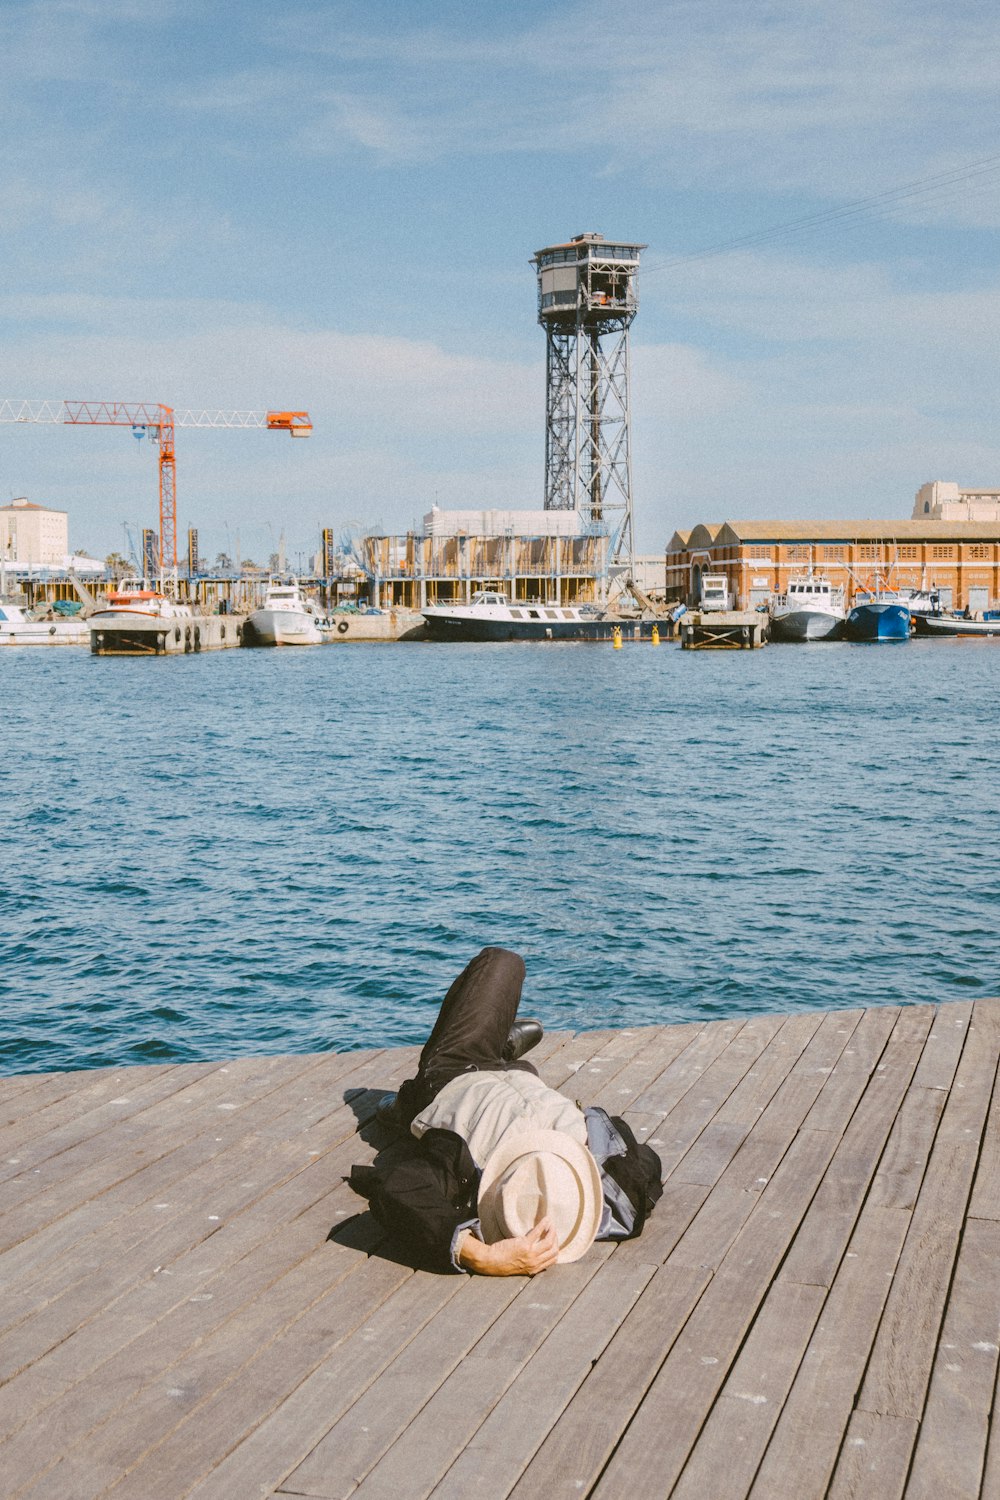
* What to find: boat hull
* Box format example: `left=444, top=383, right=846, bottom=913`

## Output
left=422, top=613, right=662, bottom=642
left=0, top=621, right=89, bottom=646
left=915, top=614, right=1000, bottom=638
left=769, top=607, right=844, bottom=642
left=89, top=613, right=243, bottom=655
left=243, top=608, right=322, bottom=647
left=844, top=602, right=911, bottom=642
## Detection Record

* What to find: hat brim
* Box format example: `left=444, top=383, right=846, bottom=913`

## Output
left=478, top=1128, right=603, bottom=1263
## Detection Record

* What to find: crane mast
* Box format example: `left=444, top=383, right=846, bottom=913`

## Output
left=0, top=399, right=312, bottom=571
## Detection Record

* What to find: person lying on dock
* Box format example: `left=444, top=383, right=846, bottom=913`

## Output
left=348, top=946, right=663, bottom=1275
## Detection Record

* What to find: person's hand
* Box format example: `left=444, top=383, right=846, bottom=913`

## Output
left=457, top=1217, right=560, bottom=1276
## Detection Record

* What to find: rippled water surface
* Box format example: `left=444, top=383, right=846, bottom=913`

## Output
left=2, top=637, right=998, bottom=1073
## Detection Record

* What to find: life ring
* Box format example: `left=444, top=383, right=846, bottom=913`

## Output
left=49, top=625, right=56, bottom=636
left=174, top=626, right=181, bottom=644
left=337, top=620, right=349, bottom=635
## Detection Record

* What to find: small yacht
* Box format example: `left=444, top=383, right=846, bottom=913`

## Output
left=769, top=573, right=845, bottom=642
left=243, top=578, right=323, bottom=647
left=422, top=590, right=609, bottom=641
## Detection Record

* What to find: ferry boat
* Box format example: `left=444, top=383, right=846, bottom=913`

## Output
left=243, top=578, right=324, bottom=647
left=769, top=573, right=845, bottom=642
left=423, top=590, right=625, bottom=642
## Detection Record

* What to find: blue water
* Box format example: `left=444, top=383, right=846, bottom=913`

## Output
left=1, top=637, right=997, bottom=1075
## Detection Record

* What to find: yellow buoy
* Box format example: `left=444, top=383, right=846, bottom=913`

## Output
left=651, top=625, right=660, bottom=646
left=612, top=626, right=623, bottom=650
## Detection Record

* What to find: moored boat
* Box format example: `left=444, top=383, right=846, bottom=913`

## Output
left=243, top=579, right=324, bottom=647
left=769, top=573, right=845, bottom=642
left=0, top=602, right=89, bottom=646
left=88, top=584, right=241, bottom=654
left=844, top=595, right=911, bottom=642
left=422, top=590, right=644, bottom=642
left=916, top=611, right=1000, bottom=638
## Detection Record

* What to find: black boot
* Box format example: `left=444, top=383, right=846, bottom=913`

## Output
left=502, top=1018, right=544, bottom=1063
left=375, top=1092, right=406, bottom=1132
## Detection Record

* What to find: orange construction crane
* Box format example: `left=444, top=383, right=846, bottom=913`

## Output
left=0, top=399, right=312, bottom=570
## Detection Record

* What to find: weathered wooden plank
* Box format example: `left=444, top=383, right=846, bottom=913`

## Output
left=272, top=1272, right=526, bottom=1500
left=0, top=1050, right=343, bottom=1249
left=826, top=1410, right=919, bottom=1500
left=345, top=1249, right=616, bottom=1500
left=426, top=1256, right=657, bottom=1500
left=749, top=1205, right=911, bottom=1500
left=745, top=1007, right=862, bottom=1135
left=587, top=1023, right=707, bottom=1116
left=626, top=1018, right=747, bottom=1116
left=506, top=1262, right=712, bottom=1500
left=593, top=1128, right=840, bottom=1499
left=856, top=1000, right=1000, bottom=1423
left=0, top=1047, right=416, bottom=1393
left=174, top=1271, right=476, bottom=1500
left=0, top=1186, right=382, bottom=1490
left=670, top=1280, right=825, bottom=1500
left=905, top=1217, right=1000, bottom=1500
left=18, top=1256, right=432, bottom=1500
left=799, top=1005, right=903, bottom=1134
left=778, top=1008, right=933, bottom=1288
left=0, top=1061, right=220, bottom=1177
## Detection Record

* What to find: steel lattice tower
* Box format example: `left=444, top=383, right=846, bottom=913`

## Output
left=533, top=233, right=645, bottom=572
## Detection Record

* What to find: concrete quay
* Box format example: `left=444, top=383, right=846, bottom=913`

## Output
left=2, top=995, right=999, bottom=1497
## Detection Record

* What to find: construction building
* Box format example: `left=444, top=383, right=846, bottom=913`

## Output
left=362, top=507, right=606, bottom=609
left=666, top=517, right=1000, bottom=614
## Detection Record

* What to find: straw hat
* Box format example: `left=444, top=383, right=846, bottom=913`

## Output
left=477, top=1129, right=603, bottom=1263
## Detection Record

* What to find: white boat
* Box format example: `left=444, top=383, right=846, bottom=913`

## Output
left=421, top=590, right=664, bottom=642
left=88, top=583, right=240, bottom=654
left=0, top=601, right=90, bottom=646
left=769, top=573, right=845, bottom=642
left=243, top=579, right=323, bottom=647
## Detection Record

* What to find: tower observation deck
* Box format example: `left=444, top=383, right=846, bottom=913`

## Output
left=533, top=232, right=645, bottom=571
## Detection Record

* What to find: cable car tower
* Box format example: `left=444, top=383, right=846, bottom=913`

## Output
left=533, top=232, right=645, bottom=574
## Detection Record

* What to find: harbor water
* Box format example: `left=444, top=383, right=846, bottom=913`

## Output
left=2, top=638, right=998, bottom=1074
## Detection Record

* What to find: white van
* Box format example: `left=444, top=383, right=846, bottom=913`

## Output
left=700, top=575, right=731, bottom=612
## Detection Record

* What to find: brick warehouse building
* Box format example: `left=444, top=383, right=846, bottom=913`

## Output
left=666, top=519, right=1000, bottom=614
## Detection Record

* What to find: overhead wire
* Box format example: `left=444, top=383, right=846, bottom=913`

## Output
left=640, top=152, right=1000, bottom=276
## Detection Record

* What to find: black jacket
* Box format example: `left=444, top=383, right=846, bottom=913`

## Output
left=349, top=1107, right=662, bottom=1274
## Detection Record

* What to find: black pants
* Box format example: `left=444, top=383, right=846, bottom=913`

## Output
left=393, top=947, right=538, bottom=1128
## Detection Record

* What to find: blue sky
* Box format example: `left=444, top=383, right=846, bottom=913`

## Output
left=3, top=0, right=1000, bottom=563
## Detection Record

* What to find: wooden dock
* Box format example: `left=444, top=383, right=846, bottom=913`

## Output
left=2, top=996, right=999, bottom=1498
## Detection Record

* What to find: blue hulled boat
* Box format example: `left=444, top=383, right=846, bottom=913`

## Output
left=844, top=596, right=911, bottom=642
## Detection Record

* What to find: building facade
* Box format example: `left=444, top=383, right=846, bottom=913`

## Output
left=913, top=482, right=1000, bottom=522
left=0, top=498, right=68, bottom=566
left=359, top=507, right=607, bottom=609
left=666, top=519, right=1000, bottom=613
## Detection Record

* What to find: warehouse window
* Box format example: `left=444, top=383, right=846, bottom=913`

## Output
left=968, top=544, right=992, bottom=560
left=857, top=545, right=880, bottom=561
left=786, top=546, right=809, bottom=562
left=823, top=546, right=845, bottom=561
left=932, top=545, right=955, bottom=560
left=898, top=545, right=918, bottom=560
